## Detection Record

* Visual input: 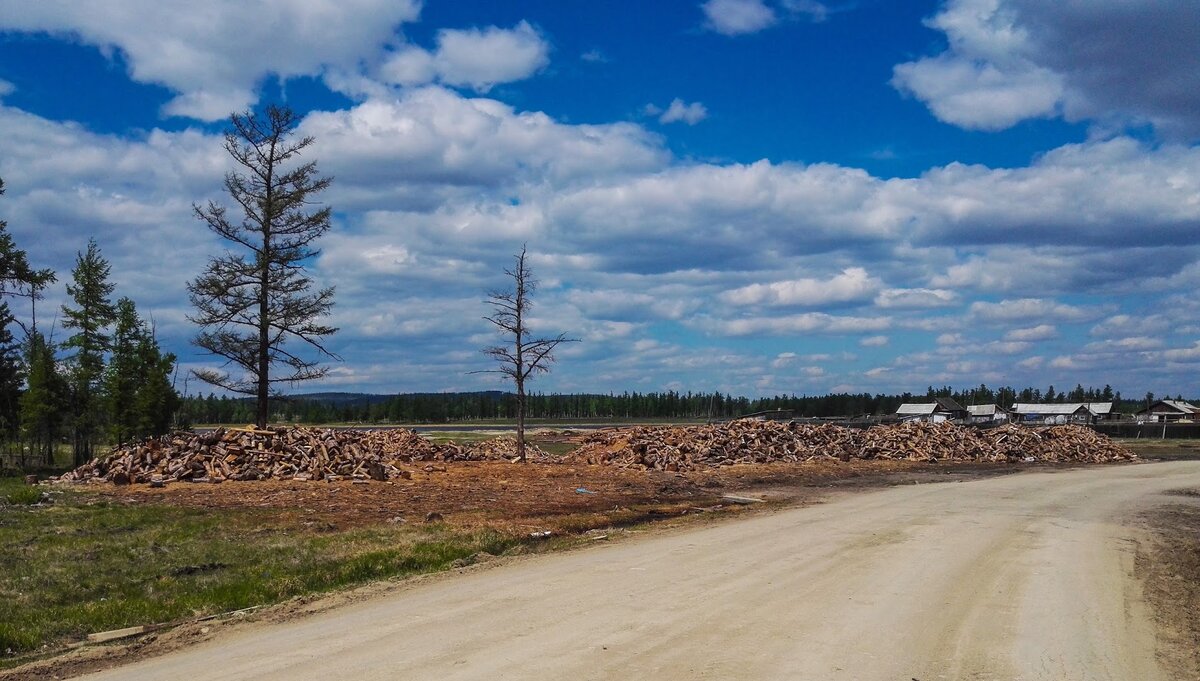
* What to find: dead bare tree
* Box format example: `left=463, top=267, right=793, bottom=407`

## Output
left=476, top=245, right=577, bottom=461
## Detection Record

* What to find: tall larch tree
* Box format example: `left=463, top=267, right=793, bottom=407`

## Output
left=188, top=105, right=337, bottom=429
left=61, top=239, right=117, bottom=465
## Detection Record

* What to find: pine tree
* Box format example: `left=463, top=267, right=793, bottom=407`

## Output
left=188, top=105, right=337, bottom=429
left=20, top=330, right=65, bottom=466
left=133, top=327, right=181, bottom=439
left=61, top=239, right=117, bottom=465
left=0, top=177, right=55, bottom=300
left=0, top=303, right=23, bottom=447
left=103, top=298, right=143, bottom=446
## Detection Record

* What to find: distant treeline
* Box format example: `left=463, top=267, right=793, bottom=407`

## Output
left=178, top=383, right=1185, bottom=425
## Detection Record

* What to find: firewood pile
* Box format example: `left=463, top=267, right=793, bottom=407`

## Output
left=571, top=420, right=1135, bottom=471
left=58, top=427, right=550, bottom=485
left=980, top=424, right=1133, bottom=462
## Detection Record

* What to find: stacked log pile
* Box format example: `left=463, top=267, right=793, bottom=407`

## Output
left=571, top=420, right=1134, bottom=471
left=59, top=427, right=550, bottom=485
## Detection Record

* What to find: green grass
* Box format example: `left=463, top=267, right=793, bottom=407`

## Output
left=0, top=490, right=521, bottom=661
left=1, top=479, right=43, bottom=506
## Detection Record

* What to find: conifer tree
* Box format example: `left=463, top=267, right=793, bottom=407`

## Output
left=0, top=303, right=22, bottom=445
left=188, top=105, right=337, bottom=429
left=20, top=330, right=65, bottom=466
left=61, top=239, right=116, bottom=465
left=103, top=298, right=142, bottom=445
left=133, top=326, right=180, bottom=439
left=0, top=177, right=55, bottom=300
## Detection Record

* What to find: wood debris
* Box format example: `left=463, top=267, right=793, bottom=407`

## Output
left=570, top=421, right=1135, bottom=471
left=58, top=427, right=550, bottom=485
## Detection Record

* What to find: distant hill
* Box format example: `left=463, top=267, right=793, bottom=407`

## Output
left=284, top=391, right=510, bottom=405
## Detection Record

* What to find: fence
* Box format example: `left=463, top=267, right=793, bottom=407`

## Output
left=1091, top=422, right=1200, bottom=439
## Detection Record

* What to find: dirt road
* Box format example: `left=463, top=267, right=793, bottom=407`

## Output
left=79, top=461, right=1200, bottom=680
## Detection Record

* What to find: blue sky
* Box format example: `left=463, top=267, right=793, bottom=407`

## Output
left=0, top=0, right=1197, bottom=398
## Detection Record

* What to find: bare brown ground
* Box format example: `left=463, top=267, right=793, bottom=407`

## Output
left=1136, top=487, right=1200, bottom=681
left=81, top=457, right=1023, bottom=533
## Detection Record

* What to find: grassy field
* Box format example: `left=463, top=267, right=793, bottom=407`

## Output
left=0, top=477, right=523, bottom=663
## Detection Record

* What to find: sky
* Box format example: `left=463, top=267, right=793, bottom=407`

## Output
left=0, top=0, right=1197, bottom=399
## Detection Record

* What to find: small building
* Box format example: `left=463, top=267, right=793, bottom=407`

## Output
left=1011, top=402, right=1112, bottom=425
left=966, top=404, right=1010, bottom=424
left=895, top=397, right=967, bottom=423
left=1136, top=400, right=1200, bottom=423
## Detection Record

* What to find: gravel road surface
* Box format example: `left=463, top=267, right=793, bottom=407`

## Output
left=79, top=461, right=1200, bottom=680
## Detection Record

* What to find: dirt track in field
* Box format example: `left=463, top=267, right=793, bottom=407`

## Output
left=72, top=461, right=1200, bottom=680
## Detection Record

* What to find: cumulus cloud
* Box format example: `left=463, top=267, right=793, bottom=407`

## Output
left=701, top=0, right=830, bottom=35
left=712, top=312, right=891, bottom=337
left=3, top=59, right=1200, bottom=395
left=1003, top=324, right=1056, bottom=342
left=969, top=298, right=1108, bottom=324
left=702, top=0, right=777, bottom=35
left=860, top=335, right=889, bottom=347
left=875, top=288, right=958, bottom=309
left=1090, top=314, right=1172, bottom=338
left=721, top=267, right=880, bottom=307
left=380, top=21, right=550, bottom=92
left=892, top=0, right=1200, bottom=137
left=657, top=98, right=709, bottom=125
left=0, top=0, right=422, bottom=120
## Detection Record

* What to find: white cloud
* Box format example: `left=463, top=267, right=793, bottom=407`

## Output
left=0, top=0, right=423, bottom=120
left=860, top=335, right=889, bottom=347
left=969, top=298, right=1107, bottom=324
left=380, top=21, right=550, bottom=92
left=1004, top=324, right=1057, bottom=342
left=702, top=0, right=777, bottom=35
left=658, top=98, right=709, bottom=125
left=0, top=79, right=13, bottom=97
left=713, top=312, right=891, bottom=337
left=1016, top=356, right=1043, bottom=370
left=875, top=287, right=958, bottom=309
left=1090, top=314, right=1172, bottom=338
left=721, top=267, right=880, bottom=307
left=1081, top=337, right=1163, bottom=353
left=892, top=0, right=1200, bottom=137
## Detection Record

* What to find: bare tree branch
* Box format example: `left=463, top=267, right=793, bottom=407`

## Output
left=475, top=245, right=579, bottom=461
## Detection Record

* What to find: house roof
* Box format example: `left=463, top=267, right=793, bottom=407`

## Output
left=1137, top=400, right=1200, bottom=415
left=896, top=403, right=937, bottom=415
left=935, top=397, right=966, bottom=412
left=1012, top=403, right=1093, bottom=415
left=967, top=404, right=1003, bottom=416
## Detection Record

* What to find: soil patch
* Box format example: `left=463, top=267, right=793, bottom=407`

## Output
left=1135, top=489, right=1200, bottom=680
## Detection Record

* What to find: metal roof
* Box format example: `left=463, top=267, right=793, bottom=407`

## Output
left=1140, top=400, right=1200, bottom=414
left=1012, top=403, right=1092, bottom=415
left=967, top=404, right=1002, bottom=416
left=896, top=403, right=937, bottom=415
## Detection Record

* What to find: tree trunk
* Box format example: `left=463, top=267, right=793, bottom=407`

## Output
left=516, top=377, right=526, bottom=462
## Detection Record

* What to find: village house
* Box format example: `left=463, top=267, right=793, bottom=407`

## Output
left=1135, top=400, right=1200, bottom=423
left=1011, top=402, right=1113, bottom=425
left=895, top=397, right=967, bottom=423
left=966, top=404, right=1010, bottom=424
